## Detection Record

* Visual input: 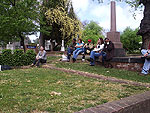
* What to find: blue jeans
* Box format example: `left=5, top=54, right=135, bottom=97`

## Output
left=90, top=51, right=106, bottom=65
left=73, top=49, right=84, bottom=60
left=67, top=47, right=74, bottom=60
left=141, top=49, right=150, bottom=75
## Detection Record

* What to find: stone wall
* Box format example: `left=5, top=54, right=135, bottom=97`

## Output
left=111, top=62, right=143, bottom=72
left=106, top=57, right=144, bottom=72
left=75, top=91, right=150, bottom=113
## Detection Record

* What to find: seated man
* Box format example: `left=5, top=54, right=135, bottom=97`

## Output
left=141, top=42, right=150, bottom=75
left=84, top=39, right=94, bottom=54
left=31, top=46, right=47, bottom=67
left=72, top=39, right=84, bottom=62
left=67, top=38, right=76, bottom=61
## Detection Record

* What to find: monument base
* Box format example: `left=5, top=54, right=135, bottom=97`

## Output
left=61, top=46, right=65, bottom=51
left=107, top=31, right=123, bottom=48
left=114, top=48, right=126, bottom=57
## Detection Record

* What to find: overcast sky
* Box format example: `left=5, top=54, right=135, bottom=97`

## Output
left=29, top=0, right=143, bottom=41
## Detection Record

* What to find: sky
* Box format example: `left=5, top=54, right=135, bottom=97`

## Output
left=29, top=0, right=143, bottom=41
left=72, top=0, right=143, bottom=32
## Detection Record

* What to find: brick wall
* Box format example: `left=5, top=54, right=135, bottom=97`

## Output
left=105, top=57, right=144, bottom=72
left=111, top=62, right=143, bottom=72
left=75, top=91, right=150, bottom=113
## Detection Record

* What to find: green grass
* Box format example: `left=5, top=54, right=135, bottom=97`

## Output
left=55, top=62, right=150, bottom=83
left=0, top=68, right=149, bottom=112
left=47, top=56, right=61, bottom=63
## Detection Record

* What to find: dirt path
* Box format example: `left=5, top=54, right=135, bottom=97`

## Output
left=42, top=64, right=150, bottom=88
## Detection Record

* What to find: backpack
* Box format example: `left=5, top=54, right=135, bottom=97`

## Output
left=0, top=65, right=12, bottom=71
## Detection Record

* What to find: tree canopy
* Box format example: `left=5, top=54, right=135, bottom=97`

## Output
left=120, top=27, right=142, bottom=53
left=82, top=21, right=104, bottom=44
left=40, top=0, right=81, bottom=48
left=0, top=0, right=40, bottom=51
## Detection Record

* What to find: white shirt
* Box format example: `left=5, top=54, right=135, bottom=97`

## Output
left=93, top=44, right=104, bottom=51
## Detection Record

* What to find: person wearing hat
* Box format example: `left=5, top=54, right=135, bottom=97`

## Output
left=67, top=38, right=77, bottom=61
left=141, top=42, right=150, bottom=75
left=84, top=39, right=94, bottom=54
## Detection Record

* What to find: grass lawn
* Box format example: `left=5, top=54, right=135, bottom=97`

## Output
left=55, top=61, right=150, bottom=84
left=0, top=68, right=149, bottom=113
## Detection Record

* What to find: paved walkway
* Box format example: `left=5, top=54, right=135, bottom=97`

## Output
left=42, top=64, right=150, bottom=88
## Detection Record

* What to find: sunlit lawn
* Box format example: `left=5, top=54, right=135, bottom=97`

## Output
left=0, top=68, right=149, bottom=113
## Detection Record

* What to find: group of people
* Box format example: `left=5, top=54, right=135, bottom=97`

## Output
left=67, top=37, right=114, bottom=66
left=32, top=37, right=114, bottom=67
left=30, top=38, right=150, bottom=76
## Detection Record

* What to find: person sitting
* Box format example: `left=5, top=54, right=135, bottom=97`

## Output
left=84, top=39, right=94, bottom=54
left=67, top=38, right=76, bottom=61
left=31, top=46, right=47, bottom=67
left=103, top=38, right=114, bottom=62
left=72, top=38, right=84, bottom=62
left=141, top=42, right=150, bottom=75
left=90, top=38, right=104, bottom=66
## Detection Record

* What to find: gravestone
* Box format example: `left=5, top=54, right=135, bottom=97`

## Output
left=107, top=1, right=126, bottom=57
left=6, top=42, right=15, bottom=51
left=45, top=40, right=51, bottom=51
left=61, top=40, right=65, bottom=51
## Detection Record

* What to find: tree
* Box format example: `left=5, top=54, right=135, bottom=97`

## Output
left=120, top=27, right=142, bottom=53
left=0, top=0, right=40, bottom=52
left=82, top=21, right=104, bottom=44
left=40, top=0, right=81, bottom=49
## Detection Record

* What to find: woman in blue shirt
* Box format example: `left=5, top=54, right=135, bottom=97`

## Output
left=72, top=39, right=84, bottom=62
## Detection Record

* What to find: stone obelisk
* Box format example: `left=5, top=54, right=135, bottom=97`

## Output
left=107, top=1, right=125, bottom=57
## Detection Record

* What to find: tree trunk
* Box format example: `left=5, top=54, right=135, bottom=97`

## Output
left=39, top=32, right=45, bottom=48
left=137, top=1, right=150, bottom=49
left=19, top=34, right=26, bottom=52
left=141, top=33, right=150, bottom=49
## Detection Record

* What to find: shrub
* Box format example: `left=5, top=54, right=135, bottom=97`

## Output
left=24, top=49, right=36, bottom=65
left=0, top=49, right=36, bottom=66
left=13, top=49, right=24, bottom=66
left=1, top=49, right=13, bottom=66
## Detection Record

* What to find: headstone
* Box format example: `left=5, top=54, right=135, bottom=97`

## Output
left=61, top=40, right=65, bottom=51
left=45, top=40, right=51, bottom=51
left=6, top=43, right=15, bottom=51
left=107, top=1, right=125, bottom=57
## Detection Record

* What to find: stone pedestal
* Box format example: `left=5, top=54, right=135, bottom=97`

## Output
left=107, top=31, right=122, bottom=48
left=113, top=48, right=126, bottom=57
left=107, top=31, right=126, bottom=57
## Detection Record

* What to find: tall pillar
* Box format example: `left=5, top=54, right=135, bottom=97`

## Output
left=111, top=1, right=116, bottom=32
left=107, top=1, right=125, bottom=57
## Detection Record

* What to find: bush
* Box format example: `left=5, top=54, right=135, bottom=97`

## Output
left=0, top=49, right=36, bottom=66
left=1, top=49, right=13, bottom=66
left=24, top=49, right=36, bottom=65
left=13, top=49, right=24, bottom=66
